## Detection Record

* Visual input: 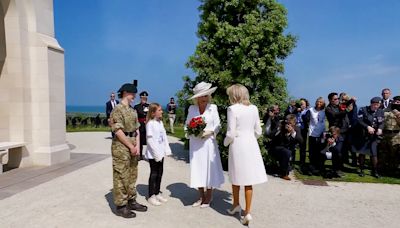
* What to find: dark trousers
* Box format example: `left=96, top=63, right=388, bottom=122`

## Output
left=299, top=129, right=308, bottom=164
left=309, top=136, right=323, bottom=169
left=271, top=146, right=292, bottom=176
left=148, top=158, right=164, bottom=197
left=321, top=143, right=343, bottom=172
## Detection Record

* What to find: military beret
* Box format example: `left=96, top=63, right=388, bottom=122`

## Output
left=370, top=96, right=381, bottom=104
left=140, top=91, right=149, bottom=97
left=118, top=83, right=137, bottom=94
left=393, top=96, right=400, bottom=101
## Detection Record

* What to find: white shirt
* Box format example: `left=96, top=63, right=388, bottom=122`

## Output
left=145, top=119, right=171, bottom=161
left=308, top=107, right=326, bottom=137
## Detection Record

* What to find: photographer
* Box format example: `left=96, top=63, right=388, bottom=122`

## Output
left=326, top=92, right=353, bottom=170
left=319, top=127, right=344, bottom=178
left=284, top=100, right=301, bottom=117
left=269, top=114, right=303, bottom=180
left=352, top=97, right=384, bottom=178
left=339, top=93, right=358, bottom=166
left=263, top=105, right=281, bottom=138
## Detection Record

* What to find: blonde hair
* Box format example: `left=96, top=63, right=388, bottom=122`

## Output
left=226, top=84, right=251, bottom=105
left=146, top=103, right=161, bottom=122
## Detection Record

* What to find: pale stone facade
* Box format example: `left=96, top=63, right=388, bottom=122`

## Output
left=0, top=0, right=70, bottom=167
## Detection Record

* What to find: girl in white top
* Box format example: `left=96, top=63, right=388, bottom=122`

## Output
left=145, top=103, right=172, bottom=206
left=224, top=84, right=268, bottom=226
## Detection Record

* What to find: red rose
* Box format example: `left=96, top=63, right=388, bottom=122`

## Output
left=189, top=122, right=197, bottom=128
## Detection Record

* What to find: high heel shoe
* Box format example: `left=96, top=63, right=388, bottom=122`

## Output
left=240, top=213, right=252, bottom=225
left=192, top=199, right=202, bottom=207
left=200, top=199, right=212, bottom=208
left=226, top=205, right=241, bottom=215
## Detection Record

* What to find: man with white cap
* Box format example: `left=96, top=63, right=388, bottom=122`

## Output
left=185, top=81, right=224, bottom=208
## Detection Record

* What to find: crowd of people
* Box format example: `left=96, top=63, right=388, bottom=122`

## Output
left=106, top=81, right=399, bottom=226
left=264, top=88, right=400, bottom=180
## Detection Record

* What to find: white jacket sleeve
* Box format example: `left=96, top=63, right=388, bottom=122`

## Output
left=254, top=106, right=262, bottom=139
left=211, top=105, right=221, bottom=136
left=162, top=122, right=172, bottom=156
left=224, top=107, right=236, bottom=147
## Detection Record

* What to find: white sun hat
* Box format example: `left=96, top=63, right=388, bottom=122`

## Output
left=188, top=82, right=217, bottom=100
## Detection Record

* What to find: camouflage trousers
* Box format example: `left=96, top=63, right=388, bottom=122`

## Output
left=379, top=139, right=400, bottom=171
left=112, top=141, right=138, bottom=206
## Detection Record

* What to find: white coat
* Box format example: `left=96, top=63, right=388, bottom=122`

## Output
left=185, top=104, right=225, bottom=188
left=224, top=104, right=268, bottom=186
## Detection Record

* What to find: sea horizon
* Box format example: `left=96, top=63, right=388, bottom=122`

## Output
left=66, top=105, right=105, bottom=114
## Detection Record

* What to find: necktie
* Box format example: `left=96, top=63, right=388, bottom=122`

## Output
left=385, top=100, right=388, bottom=108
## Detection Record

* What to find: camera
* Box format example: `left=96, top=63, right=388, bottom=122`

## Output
left=339, top=98, right=355, bottom=111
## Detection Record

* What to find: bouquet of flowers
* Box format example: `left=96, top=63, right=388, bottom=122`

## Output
left=187, top=116, right=206, bottom=137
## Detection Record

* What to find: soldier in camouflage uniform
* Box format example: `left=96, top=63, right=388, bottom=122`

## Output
left=110, top=83, right=148, bottom=218
left=380, top=96, right=400, bottom=174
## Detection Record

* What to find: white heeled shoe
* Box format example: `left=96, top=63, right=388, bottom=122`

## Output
left=200, top=199, right=212, bottom=208
left=192, top=199, right=202, bottom=207
left=240, top=213, right=252, bottom=225
left=226, top=205, right=241, bottom=215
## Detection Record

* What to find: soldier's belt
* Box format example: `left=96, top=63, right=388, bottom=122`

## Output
left=383, top=130, right=400, bottom=134
left=124, top=132, right=137, bottom=137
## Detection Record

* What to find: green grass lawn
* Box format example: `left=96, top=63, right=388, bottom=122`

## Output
left=67, top=125, right=109, bottom=132
left=166, top=126, right=185, bottom=140
left=292, top=151, right=400, bottom=184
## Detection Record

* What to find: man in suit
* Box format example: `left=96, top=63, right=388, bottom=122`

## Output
left=381, top=88, right=392, bottom=110
left=106, top=92, right=119, bottom=137
left=134, top=91, right=149, bottom=160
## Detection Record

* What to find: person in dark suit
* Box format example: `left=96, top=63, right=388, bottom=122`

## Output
left=106, top=92, right=119, bottom=137
left=269, top=114, right=303, bottom=180
left=381, top=88, right=392, bottom=110
left=352, top=97, right=384, bottom=178
left=134, top=91, right=150, bottom=160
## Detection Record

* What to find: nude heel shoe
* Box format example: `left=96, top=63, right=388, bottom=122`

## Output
left=240, top=213, right=252, bottom=225
left=226, top=205, right=241, bottom=215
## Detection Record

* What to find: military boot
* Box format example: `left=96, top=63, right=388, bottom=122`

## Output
left=116, top=205, right=136, bottom=218
left=128, top=199, right=148, bottom=212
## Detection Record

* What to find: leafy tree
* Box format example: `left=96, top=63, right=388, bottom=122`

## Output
left=178, top=0, right=297, bottom=168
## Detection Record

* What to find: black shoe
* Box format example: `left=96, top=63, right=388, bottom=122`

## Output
left=116, top=206, right=136, bottom=218
left=128, top=200, right=148, bottom=212
left=372, top=171, right=381, bottom=179
left=358, top=170, right=365, bottom=177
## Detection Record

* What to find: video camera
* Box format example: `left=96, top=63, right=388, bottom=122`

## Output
left=339, top=98, right=355, bottom=111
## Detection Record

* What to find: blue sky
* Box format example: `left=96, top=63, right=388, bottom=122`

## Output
left=54, top=0, right=400, bottom=107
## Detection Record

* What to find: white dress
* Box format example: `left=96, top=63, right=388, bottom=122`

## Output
left=185, top=104, right=225, bottom=188
left=224, top=104, right=268, bottom=186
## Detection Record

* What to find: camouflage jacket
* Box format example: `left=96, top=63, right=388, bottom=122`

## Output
left=384, top=111, right=400, bottom=145
left=110, top=103, right=140, bottom=146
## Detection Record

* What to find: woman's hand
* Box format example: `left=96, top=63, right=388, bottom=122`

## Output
left=201, top=130, right=213, bottom=138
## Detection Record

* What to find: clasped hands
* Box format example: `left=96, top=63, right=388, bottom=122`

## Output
left=201, top=130, right=214, bottom=138
left=367, top=126, right=382, bottom=135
